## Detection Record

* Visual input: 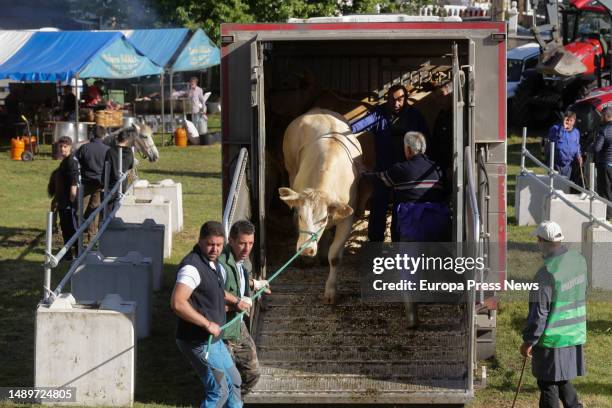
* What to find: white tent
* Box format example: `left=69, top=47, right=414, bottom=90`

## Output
left=0, top=30, right=35, bottom=65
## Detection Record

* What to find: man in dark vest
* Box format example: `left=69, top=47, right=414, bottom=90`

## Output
left=521, top=221, right=587, bottom=408
left=171, top=221, right=244, bottom=408
left=219, top=220, right=270, bottom=396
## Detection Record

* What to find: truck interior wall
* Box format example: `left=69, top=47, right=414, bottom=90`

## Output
left=262, top=39, right=470, bottom=260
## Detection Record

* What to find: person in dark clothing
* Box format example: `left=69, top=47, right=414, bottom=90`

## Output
left=61, top=85, right=76, bottom=121
left=363, top=131, right=450, bottom=242
left=350, top=84, right=429, bottom=242
left=76, top=128, right=109, bottom=240
left=171, top=221, right=243, bottom=408
left=362, top=131, right=449, bottom=328
left=103, top=129, right=135, bottom=197
left=521, top=221, right=586, bottom=408
left=49, top=136, right=80, bottom=260
left=592, top=107, right=612, bottom=218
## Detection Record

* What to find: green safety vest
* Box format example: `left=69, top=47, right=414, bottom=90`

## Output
left=539, top=250, right=587, bottom=349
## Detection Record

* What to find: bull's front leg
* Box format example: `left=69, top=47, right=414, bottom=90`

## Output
left=324, top=216, right=353, bottom=304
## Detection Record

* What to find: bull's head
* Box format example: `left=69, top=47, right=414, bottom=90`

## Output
left=279, top=187, right=353, bottom=257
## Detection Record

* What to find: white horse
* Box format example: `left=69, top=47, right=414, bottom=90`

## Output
left=99, top=120, right=159, bottom=162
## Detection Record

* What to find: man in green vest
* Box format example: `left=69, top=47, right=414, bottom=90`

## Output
left=219, top=220, right=271, bottom=396
left=521, top=220, right=587, bottom=408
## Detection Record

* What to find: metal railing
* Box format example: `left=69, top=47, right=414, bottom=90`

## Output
left=222, top=148, right=249, bottom=240
left=43, top=147, right=135, bottom=303
left=465, top=147, right=485, bottom=304
left=520, top=127, right=612, bottom=233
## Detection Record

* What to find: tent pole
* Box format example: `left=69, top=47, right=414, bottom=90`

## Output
left=75, top=74, right=80, bottom=142
left=160, top=72, right=165, bottom=147
left=170, top=70, right=174, bottom=132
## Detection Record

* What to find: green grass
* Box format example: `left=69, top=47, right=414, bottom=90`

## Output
left=0, top=122, right=611, bottom=407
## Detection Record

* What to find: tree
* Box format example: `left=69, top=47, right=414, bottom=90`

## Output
left=247, top=0, right=339, bottom=22
left=156, top=0, right=254, bottom=43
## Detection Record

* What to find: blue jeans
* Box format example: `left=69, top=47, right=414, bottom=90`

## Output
left=191, top=112, right=203, bottom=130
left=555, top=162, right=572, bottom=178
left=176, top=338, right=243, bottom=408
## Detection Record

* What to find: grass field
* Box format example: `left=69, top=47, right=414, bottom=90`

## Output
left=0, top=122, right=611, bottom=407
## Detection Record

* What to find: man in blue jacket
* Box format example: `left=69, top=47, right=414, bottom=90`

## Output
left=593, top=107, right=612, bottom=218
left=350, top=84, right=429, bottom=242
left=545, top=111, right=583, bottom=178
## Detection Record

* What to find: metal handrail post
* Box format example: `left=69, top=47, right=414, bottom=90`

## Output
left=44, top=211, right=53, bottom=302
left=77, top=182, right=84, bottom=256
left=590, top=162, right=596, bottom=222
left=103, top=161, right=110, bottom=220
left=520, top=127, right=527, bottom=174
left=118, top=147, right=123, bottom=196
left=545, top=142, right=556, bottom=221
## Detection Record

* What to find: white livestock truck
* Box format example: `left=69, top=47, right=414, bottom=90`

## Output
left=220, top=16, right=507, bottom=406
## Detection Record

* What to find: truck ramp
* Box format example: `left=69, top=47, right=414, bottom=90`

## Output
left=247, top=248, right=471, bottom=405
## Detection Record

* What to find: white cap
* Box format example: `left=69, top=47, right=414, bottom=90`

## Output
left=531, top=221, right=565, bottom=242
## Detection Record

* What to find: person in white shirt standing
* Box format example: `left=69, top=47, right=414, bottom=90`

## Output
left=188, top=77, right=206, bottom=131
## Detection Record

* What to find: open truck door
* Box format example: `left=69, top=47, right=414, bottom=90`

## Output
left=250, top=38, right=267, bottom=279
left=453, top=43, right=465, bottom=243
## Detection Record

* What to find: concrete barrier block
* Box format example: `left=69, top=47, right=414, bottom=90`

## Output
left=35, top=294, right=136, bottom=406
left=515, top=174, right=570, bottom=226
left=99, top=218, right=165, bottom=291
left=116, top=195, right=172, bottom=258
left=71, top=251, right=153, bottom=338
left=131, top=179, right=183, bottom=232
left=547, top=192, right=608, bottom=242
left=582, top=222, right=612, bottom=290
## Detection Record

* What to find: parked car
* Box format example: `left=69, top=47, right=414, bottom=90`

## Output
left=507, top=42, right=540, bottom=99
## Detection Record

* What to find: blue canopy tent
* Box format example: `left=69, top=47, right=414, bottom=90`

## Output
left=172, top=29, right=220, bottom=72
left=0, top=30, right=163, bottom=127
left=0, top=31, right=162, bottom=81
left=124, top=28, right=190, bottom=67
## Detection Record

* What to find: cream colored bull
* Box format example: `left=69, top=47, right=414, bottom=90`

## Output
left=279, top=108, right=362, bottom=304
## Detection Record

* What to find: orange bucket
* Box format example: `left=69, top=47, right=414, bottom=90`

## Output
left=10, top=137, right=25, bottom=160
left=175, top=127, right=187, bottom=147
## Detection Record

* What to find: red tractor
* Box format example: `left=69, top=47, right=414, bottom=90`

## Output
left=512, top=0, right=612, bottom=127
left=570, top=84, right=612, bottom=146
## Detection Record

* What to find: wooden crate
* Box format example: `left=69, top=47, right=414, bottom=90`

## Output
left=95, top=110, right=123, bottom=127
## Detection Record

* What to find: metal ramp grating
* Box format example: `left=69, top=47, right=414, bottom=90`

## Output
left=246, top=252, right=470, bottom=404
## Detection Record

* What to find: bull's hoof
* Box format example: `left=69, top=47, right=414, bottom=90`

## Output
left=323, top=291, right=337, bottom=304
